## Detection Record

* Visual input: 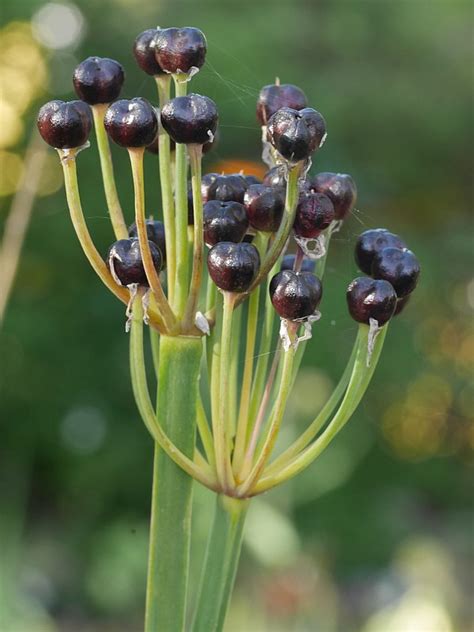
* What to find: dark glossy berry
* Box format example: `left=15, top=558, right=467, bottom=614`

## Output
left=242, top=233, right=255, bottom=244
left=257, top=83, right=308, bottom=126
left=280, top=254, right=315, bottom=273
left=244, top=184, right=284, bottom=232
left=155, top=27, right=207, bottom=74
left=104, top=98, right=158, bottom=148
left=270, top=270, right=322, bottom=320
left=37, top=99, right=92, bottom=149
left=262, top=166, right=286, bottom=190
left=128, top=219, right=166, bottom=265
left=207, top=174, right=248, bottom=204
left=207, top=242, right=260, bottom=293
left=73, top=57, right=124, bottom=105
left=201, top=173, right=220, bottom=202
left=355, top=228, right=407, bottom=275
left=160, top=93, right=218, bottom=145
left=133, top=29, right=164, bottom=76
left=244, top=174, right=262, bottom=186
left=394, top=295, right=410, bottom=316
left=203, top=200, right=249, bottom=246
left=267, top=107, right=326, bottom=164
left=310, top=172, right=357, bottom=221
left=294, top=192, right=335, bottom=238
left=372, top=247, right=420, bottom=298
left=107, top=238, right=162, bottom=286
left=346, top=277, right=397, bottom=325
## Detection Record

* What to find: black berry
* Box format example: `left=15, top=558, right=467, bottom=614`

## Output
left=280, top=254, right=315, bottom=273
left=270, top=270, right=322, bottom=320
left=262, top=166, right=286, bottom=190
left=160, top=94, right=218, bottom=145
left=37, top=99, right=92, bottom=149
left=128, top=219, right=166, bottom=265
left=372, top=247, right=420, bottom=298
left=267, top=107, right=326, bottom=163
left=346, top=277, right=397, bottom=325
left=201, top=173, right=220, bottom=202
left=203, top=200, right=249, bottom=246
left=244, top=184, right=284, bottom=232
left=294, top=192, right=335, bottom=238
left=310, top=172, right=357, bottom=221
left=355, top=228, right=407, bottom=275
left=155, top=27, right=207, bottom=75
left=104, top=98, right=158, bottom=148
left=207, top=242, right=260, bottom=293
left=244, top=174, right=262, bottom=186
left=207, top=174, right=248, bottom=204
left=133, top=29, right=164, bottom=76
left=257, top=83, right=308, bottom=126
left=107, top=238, right=162, bottom=286
left=73, top=57, right=124, bottom=105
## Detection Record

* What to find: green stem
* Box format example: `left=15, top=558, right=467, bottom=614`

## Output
left=144, top=333, right=204, bottom=632
left=214, top=292, right=237, bottom=492
left=232, top=286, right=260, bottom=474
left=91, top=104, right=128, bottom=240
left=264, top=338, right=358, bottom=477
left=192, top=495, right=249, bottom=632
left=253, top=323, right=389, bottom=494
left=238, top=334, right=296, bottom=495
left=128, top=148, right=176, bottom=333
left=183, top=144, right=204, bottom=331
left=172, top=75, right=189, bottom=317
left=156, top=75, right=177, bottom=306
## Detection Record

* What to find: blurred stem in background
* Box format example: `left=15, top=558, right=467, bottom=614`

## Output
left=0, top=130, right=46, bottom=326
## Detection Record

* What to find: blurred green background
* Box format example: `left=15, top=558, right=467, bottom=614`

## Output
left=0, top=0, right=472, bottom=630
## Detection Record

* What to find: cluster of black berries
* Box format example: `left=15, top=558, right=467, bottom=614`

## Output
left=37, top=23, right=419, bottom=331
left=347, top=229, right=421, bottom=326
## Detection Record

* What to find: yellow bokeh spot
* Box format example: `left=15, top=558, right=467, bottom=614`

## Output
left=37, top=153, right=63, bottom=197
left=0, top=101, right=24, bottom=149
left=0, top=151, right=24, bottom=196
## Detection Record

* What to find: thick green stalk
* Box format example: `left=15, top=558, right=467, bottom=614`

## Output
left=192, top=495, right=249, bottom=632
left=155, top=75, right=177, bottom=305
left=91, top=103, right=128, bottom=240
left=145, top=334, right=203, bottom=632
left=172, top=76, right=189, bottom=317
left=253, top=323, right=389, bottom=494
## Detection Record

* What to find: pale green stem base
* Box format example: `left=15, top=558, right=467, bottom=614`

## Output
left=192, top=495, right=249, bottom=632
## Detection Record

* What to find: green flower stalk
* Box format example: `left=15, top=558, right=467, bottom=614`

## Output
left=37, top=24, right=421, bottom=632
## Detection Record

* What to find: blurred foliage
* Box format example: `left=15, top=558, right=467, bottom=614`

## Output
left=0, top=0, right=472, bottom=630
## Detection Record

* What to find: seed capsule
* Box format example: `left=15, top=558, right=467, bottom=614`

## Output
left=294, top=192, right=335, bottom=238
left=203, top=200, right=249, bottom=246
left=154, top=27, right=207, bottom=75
left=133, top=29, right=164, bottom=76
left=267, top=107, right=326, bottom=164
left=244, top=184, right=284, bottom=232
left=257, top=83, right=308, bottom=126
left=207, top=242, right=260, bottom=293
left=372, top=247, right=420, bottom=298
left=346, top=276, right=397, bottom=325
left=355, top=228, right=407, bottom=275
left=73, top=57, right=124, bottom=105
left=310, top=172, right=357, bottom=221
left=104, top=98, right=158, bottom=148
left=207, top=174, right=248, bottom=204
left=107, top=238, right=162, bottom=287
left=37, top=99, right=92, bottom=149
left=128, top=219, right=166, bottom=266
left=270, top=270, right=322, bottom=320
left=160, top=93, right=218, bottom=145
left=280, top=254, right=316, bottom=273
